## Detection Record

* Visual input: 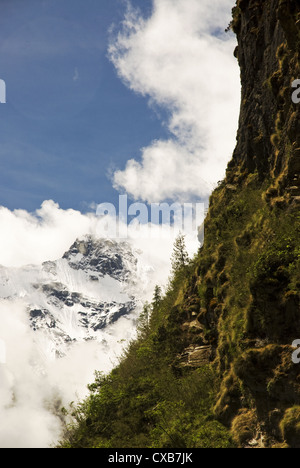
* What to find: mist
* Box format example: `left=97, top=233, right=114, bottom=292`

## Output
left=0, top=200, right=200, bottom=447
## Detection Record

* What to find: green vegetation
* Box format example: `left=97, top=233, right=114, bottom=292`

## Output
left=58, top=364, right=233, bottom=448
left=197, top=175, right=300, bottom=439
left=231, top=408, right=258, bottom=446
left=280, top=406, right=300, bottom=448
left=58, top=235, right=234, bottom=448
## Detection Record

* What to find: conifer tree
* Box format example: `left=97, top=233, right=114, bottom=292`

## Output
left=152, top=285, right=162, bottom=310
left=137, top=301, right=151, bottom=338
left=171, top=233, right=189, bottom=274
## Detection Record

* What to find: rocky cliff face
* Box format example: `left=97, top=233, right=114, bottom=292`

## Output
left=228, top=0, right=300, bottom=204
left=187, top=0, right=300, bottom=447
left=164, top=0, right=300, bottom=447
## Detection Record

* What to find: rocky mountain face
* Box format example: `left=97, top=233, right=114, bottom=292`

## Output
left=0, top=236, right=146, bottom=359
left=228, top=0, right=300, bottom=204
left=184, top=0, right=300, bottom=447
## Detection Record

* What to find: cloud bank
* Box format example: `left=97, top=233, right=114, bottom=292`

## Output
left=0, top=299, right=141, bottom=447
left=109, top=0, right=240, bottom=203
left=0, top=199, right=199, bottom=272
left=0, top=200, right=200, bottom=447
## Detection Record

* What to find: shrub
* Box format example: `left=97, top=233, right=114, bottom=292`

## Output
left=280, top=406, right=300, bottom=448
left=231, top=409, right=258, bottom=446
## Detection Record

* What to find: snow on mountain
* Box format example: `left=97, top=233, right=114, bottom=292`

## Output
left=0, top=235, right=149, bottom=361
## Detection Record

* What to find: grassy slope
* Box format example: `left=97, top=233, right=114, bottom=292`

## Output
left=58, top=267, right=235, bottom=448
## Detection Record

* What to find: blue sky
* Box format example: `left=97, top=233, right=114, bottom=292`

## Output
left=0, top=0, right=240, bottom=214
left=0, top=0, right=167, bottom=212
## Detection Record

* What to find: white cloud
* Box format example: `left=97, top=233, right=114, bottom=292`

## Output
left=0, top=201, right=97, bottom=268
left=0, top=301, right=61, bottom=448
left=109, top=0, right=240, bottom=203
left=0, top=199, right=200, bottom=271
left=0, top=200, right=201, bottom=447
left=0, top=299, right=136, bottom=448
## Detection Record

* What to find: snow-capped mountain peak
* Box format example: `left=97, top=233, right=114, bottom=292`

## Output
left=0, top=236, right=147, bottom=359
